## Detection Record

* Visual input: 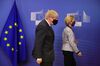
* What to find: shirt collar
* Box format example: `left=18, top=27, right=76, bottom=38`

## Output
left=45, top=19, right=51, bottom=26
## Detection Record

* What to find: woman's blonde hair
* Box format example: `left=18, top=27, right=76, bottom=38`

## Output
left=64, top=15, right=75, bottom=25
left=45, top=10, right=58, bottom=19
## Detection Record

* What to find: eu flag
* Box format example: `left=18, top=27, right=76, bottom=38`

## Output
left=0, top=2, right=27, bottom=66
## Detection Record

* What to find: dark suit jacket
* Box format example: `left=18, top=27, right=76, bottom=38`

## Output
left=32, top=19, right=55, bottom=62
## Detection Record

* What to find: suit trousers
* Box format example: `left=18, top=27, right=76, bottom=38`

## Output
left=40, top=61, right=53, bottom=66
left=63, top=51, right=76, bottom=66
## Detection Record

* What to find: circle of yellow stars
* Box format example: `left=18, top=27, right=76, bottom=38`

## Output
left=3, top=22, right=24, bottom=52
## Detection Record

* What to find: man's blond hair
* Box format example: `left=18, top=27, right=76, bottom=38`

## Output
left=45, top=10, right=58, bottom=19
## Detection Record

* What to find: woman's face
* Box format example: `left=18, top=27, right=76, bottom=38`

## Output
left=68, top=17, right=75, bottom=26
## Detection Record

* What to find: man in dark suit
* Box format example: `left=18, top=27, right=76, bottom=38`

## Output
left=32, top=10, right=59, bottom=66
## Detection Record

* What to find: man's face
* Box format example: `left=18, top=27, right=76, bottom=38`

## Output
left=51, top=17, right=58, bottom=25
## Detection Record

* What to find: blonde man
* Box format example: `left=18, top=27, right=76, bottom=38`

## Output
left=32, top=10, right=59, bottom=66
left=62, top=15, right=82, bottom=66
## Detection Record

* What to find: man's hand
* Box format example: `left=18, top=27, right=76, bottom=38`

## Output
left=36, top=58, right=42, bottom=64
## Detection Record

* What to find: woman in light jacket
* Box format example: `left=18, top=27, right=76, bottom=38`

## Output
left=62, top=15, right=82, bottom=66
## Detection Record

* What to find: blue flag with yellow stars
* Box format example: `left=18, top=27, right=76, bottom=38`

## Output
left=0, top=2, right=27, bottom=66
